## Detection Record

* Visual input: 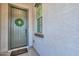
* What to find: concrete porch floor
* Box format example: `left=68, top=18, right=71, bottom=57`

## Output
left=0, top=48, right=39, bottom=56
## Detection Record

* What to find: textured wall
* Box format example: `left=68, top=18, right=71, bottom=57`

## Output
left=34, top=3, right=79, bottom=56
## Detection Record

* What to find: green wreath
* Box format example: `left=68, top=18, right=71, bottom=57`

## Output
left=15, top=18, right=24, bottom=27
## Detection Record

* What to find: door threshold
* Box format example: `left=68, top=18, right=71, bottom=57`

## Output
left=8, top=46, right=29, bottom=53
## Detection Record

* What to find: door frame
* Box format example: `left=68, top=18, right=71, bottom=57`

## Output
left=8, top=4, right=29, bottom=50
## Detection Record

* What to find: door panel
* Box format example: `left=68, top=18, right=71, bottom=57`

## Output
left=9, top=7, right=28, bottom=49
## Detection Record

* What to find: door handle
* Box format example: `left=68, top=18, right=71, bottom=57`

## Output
left=25, top=29, right=27, bottom=33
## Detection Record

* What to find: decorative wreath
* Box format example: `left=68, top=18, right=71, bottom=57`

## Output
left=15, top=18, right=24, bottom=27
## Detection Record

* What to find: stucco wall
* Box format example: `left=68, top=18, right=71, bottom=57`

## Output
left=34, top=3, right=79, bottom=56
left=0, top=3, right=34, bottom=53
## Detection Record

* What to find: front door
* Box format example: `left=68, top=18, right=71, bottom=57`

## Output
left=9, top=5, right=28, bottom=50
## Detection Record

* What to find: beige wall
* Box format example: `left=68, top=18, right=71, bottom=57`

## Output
left=0, top=4, right=1, bottom=52
left=0, top=3, right=34, bottom=53
left=0, top=4, right=8, bottom=53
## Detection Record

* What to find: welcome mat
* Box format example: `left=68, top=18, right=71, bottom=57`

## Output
left=10, top=48, right=28, bottom=56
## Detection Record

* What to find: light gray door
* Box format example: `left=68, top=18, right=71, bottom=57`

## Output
left=9, top=7, right=28, bottom=49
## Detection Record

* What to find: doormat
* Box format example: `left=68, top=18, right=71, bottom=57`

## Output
left=10, top=48, right=28, bottom=56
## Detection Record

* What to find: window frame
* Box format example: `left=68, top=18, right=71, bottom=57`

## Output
left=34, top=3, right=44, bottom=38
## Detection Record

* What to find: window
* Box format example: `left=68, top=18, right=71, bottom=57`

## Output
left=37, top=17, right=42, bottom=32
left=35, top=3, right=42, bottom=33
left=34, top=3, right=44, bottom=38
